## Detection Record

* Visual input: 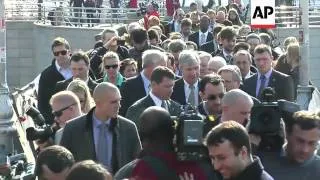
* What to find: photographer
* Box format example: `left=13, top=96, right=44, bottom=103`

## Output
left=114, top=107, right=218, bottom=180
left=90, top=28, right=129, bottom=79
left=50, top=91, right=82, bottom=145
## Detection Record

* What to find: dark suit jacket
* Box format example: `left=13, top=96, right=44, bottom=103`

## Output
left=120, top=74, right=146, bottom=116
left=38, top=59, right=65, bottom=125
left=200, top=40, right=217, bottom=54
left=128, top=44, right=164, bottom=71
left=242, top=69, right=294, bottom=102
left=188, top=31, right=214, bottom=50
left=55, top=77, right=98, bottom=94
left=60, top=108, right=141, bottom=173
left=212, top=49, right=233, bottom=64
left=125, top=95, right=182, bottom=125
left=171, top=78, right=201, bottom=106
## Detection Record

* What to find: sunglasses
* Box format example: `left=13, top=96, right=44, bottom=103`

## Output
left=207, top=93, right=224, bottom=101
left=104, top=64, right=119, bottom=69
left=53, top=50, right=68, bottom=56
left=52, top=102, right=76, bottom=118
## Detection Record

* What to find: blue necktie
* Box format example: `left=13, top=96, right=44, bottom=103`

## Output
left=258, top=75, right=266, bottom=98
left=97, top=123, right=110, bottom=169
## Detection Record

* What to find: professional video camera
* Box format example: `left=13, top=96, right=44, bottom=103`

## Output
left=174, top=104, right=208, bottom=161
left=25, top=106, right=56, bottom=143
left=248, top=87, right=300, bottom=151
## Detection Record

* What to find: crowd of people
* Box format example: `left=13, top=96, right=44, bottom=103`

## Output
left=31, top=0, right=320, bottom=180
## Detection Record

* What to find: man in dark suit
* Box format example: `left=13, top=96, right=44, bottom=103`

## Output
left=126, top=67, right=182, bottom=125
left=128, top=28, right=164, bottom=71
left=199, top=25, right=223, bottom=54
left=120, top=49, right=167, bottom=116
left=233, top=50, right=256, bottom=80
left=55, top=51, right=98, bottom=94
left=171, top=50, right=201, bottom=107
left=60, top=82, right=141, bottom=174
left=38, top=37, right=73, bottom=125
left=212, top=26, right=237, bottom=64
left=242, top=44, right=294, bottom=102
left=188, top=15, right=213, bottom=49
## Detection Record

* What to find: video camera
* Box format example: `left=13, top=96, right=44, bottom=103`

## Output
left=174, top=104, right=208, bottom=161
left=248, top=87, right=300, bottom=151
left=25, top=106, right=56, bottom=143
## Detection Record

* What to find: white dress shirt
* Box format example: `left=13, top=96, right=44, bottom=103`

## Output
left=55, top=60, right=72, bottom=80
left=199, top=31, right=209, bottom=46
left=141, top=71, right=151, bottom=95
left=184, top=79, right=199, bottom=107
left=149, top=91, right=163, bottom=107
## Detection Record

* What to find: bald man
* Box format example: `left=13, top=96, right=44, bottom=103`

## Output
left=60, top=82, right=141, bottom=174
left=50, top=91, right=82, bottom=144
left=220, top=89, right=254, bottom=126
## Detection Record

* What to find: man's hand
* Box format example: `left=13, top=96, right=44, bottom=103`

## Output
left=249, top=133, right=261, bottom=146
left=179, top=172, right=194, bottom=180
left=103, top=36, right=118, bottom=51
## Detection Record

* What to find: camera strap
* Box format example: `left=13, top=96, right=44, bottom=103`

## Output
left=141, top=156, right=180, bottom=179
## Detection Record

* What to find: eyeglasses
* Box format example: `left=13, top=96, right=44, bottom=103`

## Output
left=53, top=50, right=68, bottom=56
left=207, top=93, right=224, bottom=101
left=104, top=64, right=119, bottom=69
left=52, top=102, right=77, bottom=118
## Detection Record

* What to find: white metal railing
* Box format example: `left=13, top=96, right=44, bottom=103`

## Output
left=5, top=2, right=168, bottom=26
left=4, top=2, right=320, bottom=27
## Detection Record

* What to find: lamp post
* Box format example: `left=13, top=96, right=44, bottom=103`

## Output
left=0, top=0, right=15, bottom=157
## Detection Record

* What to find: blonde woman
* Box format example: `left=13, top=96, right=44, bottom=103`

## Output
left=67, top=79, right=95, bottom=114
left=102, top=51, right=125, bottom=88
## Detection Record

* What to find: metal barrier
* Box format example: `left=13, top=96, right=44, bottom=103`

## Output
left=4, top=2, right=320, bottom=27
left=5, top=2, right=168, bottom=26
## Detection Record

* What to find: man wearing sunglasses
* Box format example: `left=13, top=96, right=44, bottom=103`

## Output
left=60, top=82, right=141, bottom=174
left=198, top=74, right=225, bottom=136
left=38, top=37, right=72, bottom=125
left=198, top=74, right=225, bottom=117
left=50, top=91, right=82, bottom=145
left=90, top=28, right=129, bottom=79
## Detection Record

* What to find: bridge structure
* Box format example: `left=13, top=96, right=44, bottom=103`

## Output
left=0, top=0, right=320, bottom=178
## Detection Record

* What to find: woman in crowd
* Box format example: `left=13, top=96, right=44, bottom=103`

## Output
left=102, top=51, right=125, bottom=88
left=286, top=43, right=300, bottom=97
left=274, top=36, right=299, bottom=74
left=120, top=58, right=138, bottom=78
left=228, top=8, right=243, bottom=26
left=67, top=79, right=95, bottom=114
